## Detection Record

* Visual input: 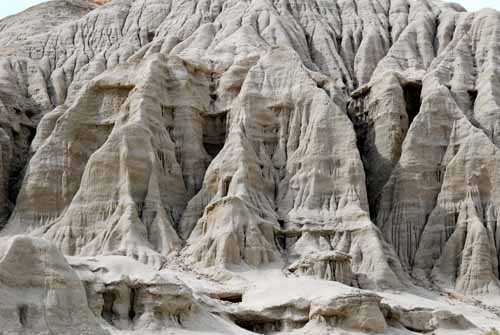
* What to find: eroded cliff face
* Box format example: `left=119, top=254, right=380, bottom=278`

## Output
left=1, top=0, right=500, bottom=334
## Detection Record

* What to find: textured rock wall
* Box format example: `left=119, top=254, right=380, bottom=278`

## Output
left=0, top=0, right=499, bottom=319
left=0, top=236, right=109, bottom=335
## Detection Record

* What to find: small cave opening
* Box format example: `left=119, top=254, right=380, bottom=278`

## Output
left=129, top=288, right=137, bottom=321
left=277, top=219, right=285, bottom=228
left=402, top=82, right=423, bottom=128
left=204, top=140, right=222, bottom=160
left=234, top=318, right=307, bottom=334
left=234, top=319, right=282, bottom=334
left=468, top=89, right=478, bottom=109
left=146, top=31, right=155, bottom=43
left=18, top=305, right=28, bottom=327
left=102, top=291, right=117, bottom=324
left=202, top=113, right=227, bottom=159
left=216, top=293, right=243, bottom=304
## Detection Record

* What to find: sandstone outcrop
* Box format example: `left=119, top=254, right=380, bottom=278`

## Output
left=71, top=256, right=194, bottom=329
left=0, top=236, right=109, bottom=335
left=383, top=305, right=477, bottom=333
left=229, top=278, right=481, bottom=334
left=288, top=250, right=353, bottom=285
left=0, top=0, right=500, bottom=334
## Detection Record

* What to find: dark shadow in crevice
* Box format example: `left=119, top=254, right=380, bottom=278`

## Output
left=18, top=305, right=28, bottom=327
left=347, top=98, right=392, bottom=221
left=216, top=293, right=243, bottom=304
left=102, top=291, right=117, bottom=324
left=234, top=319, right=282, bottom=334
left=402, top=82, right=422, bottom=128
left=8, top=125, right=36, bottom=206
left=221, top=176, right=232, bottom=197
left=274, top=230, right=286, bottom=252
left=234, top=317, right=307, bottom=334
left=129, top=288, right=137, bottom=321
left=204, top=142, right=224, bottom=158
left=468, top=89, right=478, bottom=109
left=146, top=31, right=155, bottom=43
left=402, top=325, right=427, bottom=333
left=347, top=81, right=423, bottom=222
left=202, top=113, right=227, bottom=159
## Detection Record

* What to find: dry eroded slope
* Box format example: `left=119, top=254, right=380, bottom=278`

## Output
left=1, top=0, right=500, bottom=334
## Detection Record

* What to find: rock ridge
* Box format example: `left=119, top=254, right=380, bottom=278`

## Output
left=0, top=0, right=500, bottom=334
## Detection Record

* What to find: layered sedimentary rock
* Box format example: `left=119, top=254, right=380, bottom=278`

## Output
left=1, top=0, right=500, bottom=333
left=0, top=236, right=109, bottom=335
left=0, top=0, right=413, bottom=290
left=384, top=305, right=477, bottom=333
left=373, top=8, right=500, bottom=296
left=71, top=256, right=196, bottom=330
left=0, top=0, right=97, bottom=48
left=288, top=250, right=353, bottom=285
left=229, top=278, right=480, bottom=334
left=233, top=289, right=389, bottom=333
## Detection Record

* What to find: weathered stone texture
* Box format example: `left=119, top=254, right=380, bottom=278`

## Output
left=0, top=0, right=499, bottom=334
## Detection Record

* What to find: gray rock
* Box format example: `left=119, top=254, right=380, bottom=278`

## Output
left=0, top=0, right=499, bottom=333
left=0, top=236, right=109, bottom=335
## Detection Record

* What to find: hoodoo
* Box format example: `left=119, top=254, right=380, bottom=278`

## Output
left=0, top=0, right=499, bottom=334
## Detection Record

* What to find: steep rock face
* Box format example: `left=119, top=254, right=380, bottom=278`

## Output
left=0, top=236, right=109, bottom=335
left=0, top=0, right=96, bottom=48
left=183, top=47, right=370, bottom=269
left=3, top=1, right=500, bottom=334
left=0, top=2, right=500, bottom=331
left=0, top=0, right=420, bottom=290
left=4, top=56, right=199, bottom=267
left=374, top=8, right=500, bottom=295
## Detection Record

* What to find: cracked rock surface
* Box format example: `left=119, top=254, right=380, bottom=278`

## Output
left=1, top=0, right=500, bottom=334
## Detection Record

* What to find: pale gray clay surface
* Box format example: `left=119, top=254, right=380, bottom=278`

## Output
left=0, top=0, right=500, bottom=334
